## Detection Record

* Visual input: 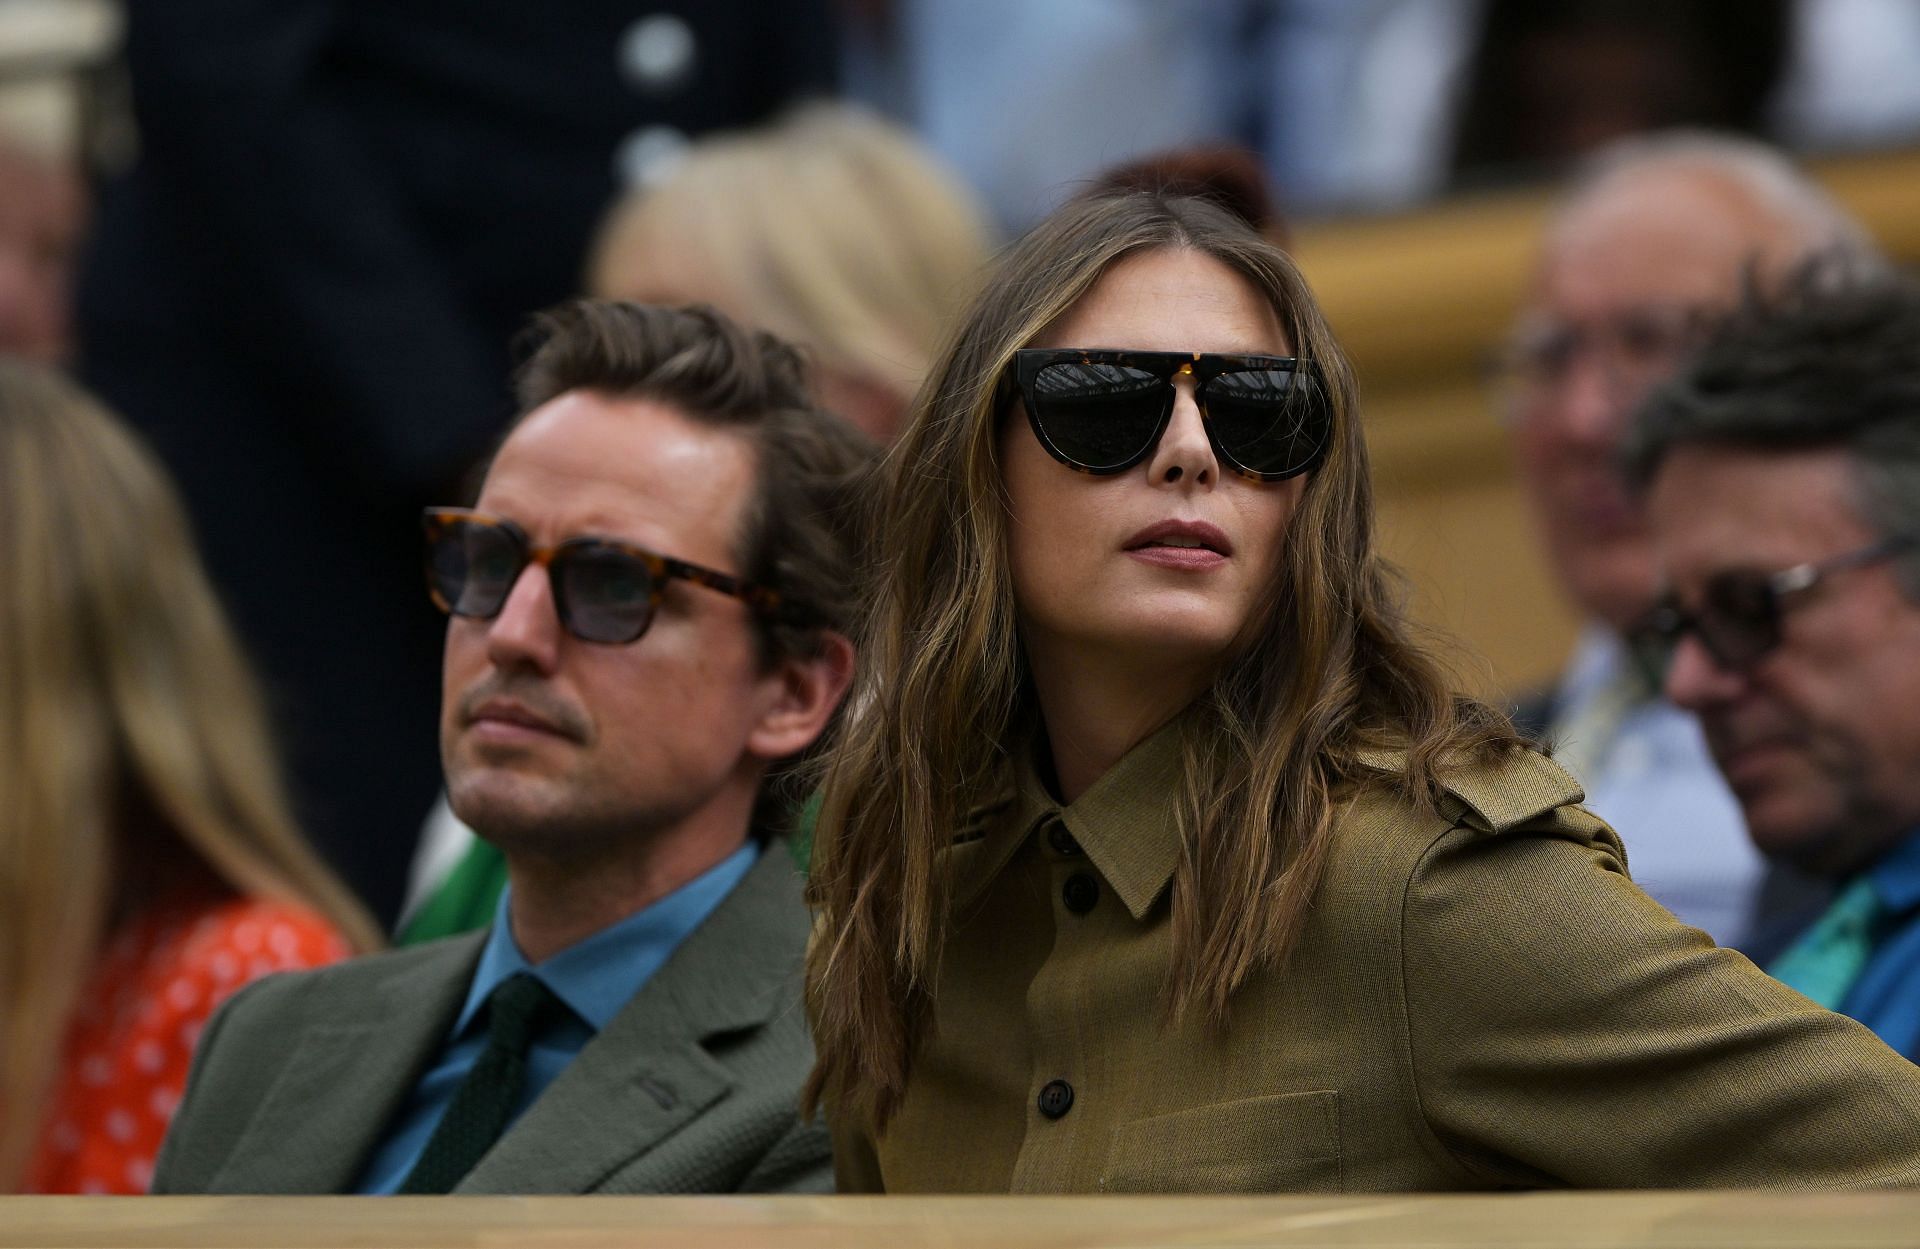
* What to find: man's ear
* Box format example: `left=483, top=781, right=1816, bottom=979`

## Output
left=746, top=631, right=856, bottom=761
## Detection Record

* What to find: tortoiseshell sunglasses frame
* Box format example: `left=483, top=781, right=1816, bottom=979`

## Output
left=1004, top=348, right=1331, bottom=482
left=421, top=507, right=782, bottom=643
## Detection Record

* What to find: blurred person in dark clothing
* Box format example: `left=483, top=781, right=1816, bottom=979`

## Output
left=74, top=2, right=835, bottom=925
left=1452, top=0, right=1791, bottom=190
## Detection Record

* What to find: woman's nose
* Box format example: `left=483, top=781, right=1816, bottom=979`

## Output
left=1146, top=375, right=1218, bottom=486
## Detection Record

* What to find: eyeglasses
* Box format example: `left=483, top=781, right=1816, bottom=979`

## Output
left=421, top=507, right=781, bottom=644
left=1004, top=349, right=1331, bottom=481
left=1492, top=305, right=1712, bottom=414
left=1627, top=536, right=1917, bottom=681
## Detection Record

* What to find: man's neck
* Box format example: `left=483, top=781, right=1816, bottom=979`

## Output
left=504, top=827, right=753, bottom=964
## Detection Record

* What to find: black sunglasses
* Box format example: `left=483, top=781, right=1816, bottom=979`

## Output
left=1004, top=349, right=1332, bottom=481
left=1627, top=535, right=1916, bottom=682
left=422, top=508, right=781, bottom=644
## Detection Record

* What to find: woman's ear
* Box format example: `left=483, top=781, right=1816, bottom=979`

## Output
left=746, top=631, right=857, bottom=761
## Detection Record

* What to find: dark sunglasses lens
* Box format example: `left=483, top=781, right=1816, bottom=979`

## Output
left=557, top=545, right=657, bottom=643
left=1201, top=369, right=1330, bottom=478
left=1028, top=362, right=1167, bottom=471
left=428, top=520, right=522, bottom=618
left=1701, top=575, right=1780, bottom=668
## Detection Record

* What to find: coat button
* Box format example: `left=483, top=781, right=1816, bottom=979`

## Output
left=1046, top=822, right=1081, bottom=856
left=1062, top=872, right=1099, bottom=914
left=1037, top=1079, right=1075, bottom=1120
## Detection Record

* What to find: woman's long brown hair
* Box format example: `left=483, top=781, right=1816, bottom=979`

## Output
left=0, top=363, right=381, bottom=1187
left=803, top=192, right=1525, bottom=1130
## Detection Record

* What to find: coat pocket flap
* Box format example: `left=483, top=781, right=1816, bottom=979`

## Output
left=1100, top=1090, right=1341, bottom=1193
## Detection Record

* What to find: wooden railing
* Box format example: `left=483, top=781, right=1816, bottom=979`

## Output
left=5, top=1192, right=1920, bottom=1247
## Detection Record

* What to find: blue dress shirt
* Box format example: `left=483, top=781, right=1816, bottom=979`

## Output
left=1836, top=832, right=1920, bottom=1060
left=354, top=840, right=759, bottom=1193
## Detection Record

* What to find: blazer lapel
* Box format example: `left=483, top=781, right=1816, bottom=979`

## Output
left=208, top=936, right=484, bottom=1193
left=458, top=849, right=805, bottom=1194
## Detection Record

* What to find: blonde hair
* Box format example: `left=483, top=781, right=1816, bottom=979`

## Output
left=587, top=103, right=993, bottom=428
left=0, top=362, right=380, bottom=1186
left=804, top=192, right=1525, bottom=1127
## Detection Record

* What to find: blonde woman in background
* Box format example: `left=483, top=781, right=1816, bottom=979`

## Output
left=0, top=362, right=379, bottom=1194
left=589, top=102, right=994, bottom=442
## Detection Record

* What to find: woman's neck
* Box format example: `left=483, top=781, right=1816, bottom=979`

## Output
left=1027, top=645, right=1207, bottom=803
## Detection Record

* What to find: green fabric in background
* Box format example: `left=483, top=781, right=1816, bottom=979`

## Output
left=397, top=791, right=819, bottom=946
left=398, top=838, right=508, bottom=945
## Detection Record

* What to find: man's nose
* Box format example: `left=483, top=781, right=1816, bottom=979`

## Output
left=1663, top=631, right=1744, bottom=712
left=1145, top=377, right=1218, bottom=486
left=484, top=564, right=563, bottom=673
left=1546, top=352, right=1639, bottom=450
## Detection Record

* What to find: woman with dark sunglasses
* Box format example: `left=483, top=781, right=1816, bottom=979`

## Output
left=802, top=190, right=1920, bottom=1192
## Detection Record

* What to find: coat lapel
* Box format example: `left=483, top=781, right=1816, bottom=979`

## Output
left=457, top=848, right=806, bottom=1194
left=208, top=936, right=483, bottom=1193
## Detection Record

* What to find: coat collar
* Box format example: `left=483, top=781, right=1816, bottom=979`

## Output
left=457, top=845, right=807, bottom=1193
left=949, top=728, right=1586, bottom=926
left=209, top=934, right=486, bottom=1194
left=954, top=715, right=1189, bottom=922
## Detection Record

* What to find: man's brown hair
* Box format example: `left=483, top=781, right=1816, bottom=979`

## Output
left=510, top=299, right=876, bottom=665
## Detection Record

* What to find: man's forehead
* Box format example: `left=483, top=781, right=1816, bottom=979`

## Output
left=1534, top=168, right=1809, bottom=315
left=1650, top=445, right=1870, bottom=576
left=478, top=390, right=756, bottom=559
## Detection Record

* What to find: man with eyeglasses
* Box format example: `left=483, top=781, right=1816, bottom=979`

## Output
left=1498, top=131, right=1881, bottom=952
left=150, top=301, right=871, bottom=1193
left=1626, top=270, right=1920, bottom=1060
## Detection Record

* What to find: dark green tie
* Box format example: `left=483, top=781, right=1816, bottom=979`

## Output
left=397, top=972, right=566, bottom=1194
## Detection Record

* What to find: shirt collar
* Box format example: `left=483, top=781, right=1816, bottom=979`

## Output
left=455, top=839, right=760, bottom=1036
left=958, top=713, right=1189, bottom=921
left=1868, top=832, right=1920, bottom=916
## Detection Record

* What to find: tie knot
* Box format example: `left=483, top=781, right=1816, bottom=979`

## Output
left=486, top=972, right=564, bottom=1052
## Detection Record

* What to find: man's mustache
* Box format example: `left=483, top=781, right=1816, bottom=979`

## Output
left=457, top=674, right=591, bottom=742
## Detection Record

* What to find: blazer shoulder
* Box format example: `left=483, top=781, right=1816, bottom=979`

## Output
left=225, top=933, right=486, bottom=1017
left=1337, top=746, right=1621, bottom=892
left=1350, top=744, right=1589, bottom=831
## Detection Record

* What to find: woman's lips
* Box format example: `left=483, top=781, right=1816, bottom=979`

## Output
left=1126, top=545, right=1229, bottom=570
left=1123, top=519, right=1233, bottom=568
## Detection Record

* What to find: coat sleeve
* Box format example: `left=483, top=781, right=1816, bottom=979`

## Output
left=1400, top=806, right=1920, bottom=1188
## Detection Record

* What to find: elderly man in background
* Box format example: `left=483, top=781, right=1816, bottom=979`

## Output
left=1500, top=131, right=1879, bottom=950
left=151, top=301, right=869, bottom=1193
left=1629, top=271, right=1920, bottom=1058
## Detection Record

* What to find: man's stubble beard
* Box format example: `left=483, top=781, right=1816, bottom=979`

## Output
left=447, top=767, right=682, bottom=871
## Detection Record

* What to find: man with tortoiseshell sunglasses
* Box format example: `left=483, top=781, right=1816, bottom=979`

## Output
left=150, top=301, right=872, bottom=1194
left=1628, top=269, right=1920, bottom=1061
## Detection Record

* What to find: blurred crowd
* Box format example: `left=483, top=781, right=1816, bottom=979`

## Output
left=7, top=0, right=1920, bottom=1199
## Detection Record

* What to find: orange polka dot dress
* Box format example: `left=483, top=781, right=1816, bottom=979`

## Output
left=25, top=889, right=353, bottom=1194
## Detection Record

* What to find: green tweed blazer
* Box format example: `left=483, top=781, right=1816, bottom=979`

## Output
left=152, top=847, right=827, bottom=1194
left=833, top=724, right=1920, bottom=1192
